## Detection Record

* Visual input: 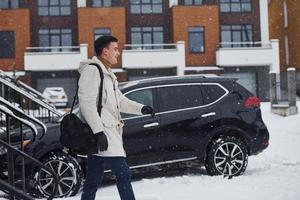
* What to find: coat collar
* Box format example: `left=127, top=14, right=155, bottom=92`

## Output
left=91, top=56, right=117, bottom=81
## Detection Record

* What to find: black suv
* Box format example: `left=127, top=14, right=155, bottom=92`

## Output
left=1, top=75, right=269, bottom=198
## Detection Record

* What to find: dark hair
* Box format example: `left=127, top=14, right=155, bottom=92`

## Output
left=94, top=35, right=118, bottom=56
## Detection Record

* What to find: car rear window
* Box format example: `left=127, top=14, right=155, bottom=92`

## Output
left=158, top=85, right=203, bottom=112
left=201, top=84, right=226, bottom=104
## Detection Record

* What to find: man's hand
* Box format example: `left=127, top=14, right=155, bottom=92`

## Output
left=95, top=131, right=108, bottom=151
left=141, top=105, right=155, bottom=117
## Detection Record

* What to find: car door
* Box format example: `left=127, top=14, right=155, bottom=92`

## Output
left=121, top=87, right=161, bottom=166
left=156, top=83, right=220, bottom=162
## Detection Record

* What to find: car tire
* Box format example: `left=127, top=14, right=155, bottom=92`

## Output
left=34, top=151, right=83, bottom=198
left=205, top=136, right=248, bottom=176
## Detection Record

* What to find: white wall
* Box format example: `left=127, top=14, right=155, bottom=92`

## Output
left=260, top=0, right=270, bottom=44
left=122, top=41, right=186, bottom=75
left=216, top=40, right=280, bottom=73
left=24, top=44, right=88, bottom=71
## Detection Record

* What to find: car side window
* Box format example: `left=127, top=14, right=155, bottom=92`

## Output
left=201, top=84, right=226, bottom=104
left=121, top=88, right=153, bottom=118
left=158, top=85, right=203, bottom=112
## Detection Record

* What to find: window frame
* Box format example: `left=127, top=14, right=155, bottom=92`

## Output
left=38, top=28, right=72, bottom=51
left=0, top=0, right=19, bottom=9
left=38, top=0, right=71, bottom=16
left=122, top=88, right=156, bottom=119
left=122, top=83, right=228, bottom=120
left=220, top=24, right=253, bottom=47
left=94, top=28, right=111, bottom=40
left=183, top=0, right=203, bottom=5
left=219, top=0, right=252, bottom=13
left=92, top=0, right=112, bottom=7
left=131, top=26, right=164, bottom=49
left=188, top=26, right=205, bottom=53
left=130, top=0, right=163, bottom=14
left=0, top=31, right=15, bottom=58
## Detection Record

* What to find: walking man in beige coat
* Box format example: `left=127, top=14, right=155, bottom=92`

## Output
left=79, top=36, right=154, bottom=200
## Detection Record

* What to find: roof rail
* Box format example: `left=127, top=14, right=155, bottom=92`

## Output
left=138, top=74, right=217, bottom=83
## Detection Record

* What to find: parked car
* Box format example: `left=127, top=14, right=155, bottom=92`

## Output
left=1, top=75, right=269, bottom=198
left=42, top=87, right=68, bottom=108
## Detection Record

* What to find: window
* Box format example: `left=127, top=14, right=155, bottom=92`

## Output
left=220, top=0, right=251, bottom=13
left=158, top=85, right=203, bottom=112
left=38, top=0, right=71, bottom=16
left=188, top=27, right=204, bottom=53
left=94, top=28, right=111, bottom=40
left=130, top=0, right=163, bottom=14
left=283, top=1, right=288, bottom=28
left=38, top=29, right=72, bottom=51
left=0, top=0, right=19, bottom=8
left=285, top=34, right=289, bottom=65
left=184, top=0, right=203, bottom=5
left=0, top=31, right=15, bottom=58
left=221, top=25, right=253, bottom=47
left=122, top=89, right=154, bottom=118
left=92, top=0, right=111, bottom=7
left=201, top=85, right=226, bottom=105
left=131, top=26, right=163, bottom=49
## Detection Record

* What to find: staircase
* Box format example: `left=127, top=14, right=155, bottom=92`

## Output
left=0, top=70, right=62, bottom=123
left=0, top=103, right=58, bottom=199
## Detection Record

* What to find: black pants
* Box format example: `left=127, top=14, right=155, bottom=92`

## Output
left=81, top=155, right=135, bottom=200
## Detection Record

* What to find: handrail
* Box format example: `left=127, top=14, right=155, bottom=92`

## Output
left=0, top=97, right=47, bottom=140
left=0, top=140, right=59, bottom=200
left=0, top=106, right=58, bottom=199
left=0, top=105, right=38, bottom=141
left=0, top=70, right=50, bottom=103
left=0, top=70, right=61, bottom=117
left=0, top=179, right=33, bottom=200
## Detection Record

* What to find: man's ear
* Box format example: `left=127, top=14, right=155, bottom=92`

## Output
left=102, top=47, right=108, bottom=55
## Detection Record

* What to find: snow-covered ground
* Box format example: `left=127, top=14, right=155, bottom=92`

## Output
left=62, top=102, right=300, bottom=200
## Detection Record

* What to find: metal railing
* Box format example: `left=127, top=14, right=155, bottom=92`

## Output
left=124, top=43, right=177, bottom=50
left=0, top=105, right=58, bottom=200
left=0, top=97, right=47, bottom=140
left=25, top=46, right=81, bottom=53
left=0, top=70, right=62, bottom=123
left=218, top=41, right=272, bottom=48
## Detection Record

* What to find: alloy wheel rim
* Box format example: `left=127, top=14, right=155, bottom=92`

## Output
left=38, top=160, right=76, bottom=197
left=214, top=142, right=244, bottom=176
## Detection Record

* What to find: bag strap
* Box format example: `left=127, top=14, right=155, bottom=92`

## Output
left=89, top=63, right=104, bottom=116
left=70, top=63, right=104, bottom=116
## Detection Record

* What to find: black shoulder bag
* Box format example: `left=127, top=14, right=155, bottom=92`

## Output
left=60, top=63, right=104, bottom=155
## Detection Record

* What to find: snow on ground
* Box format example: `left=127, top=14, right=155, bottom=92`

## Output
left=61, top=102, right=300, bottom=200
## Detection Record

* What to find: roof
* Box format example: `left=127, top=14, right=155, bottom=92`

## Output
left=120, top=74, right=237, bottom=90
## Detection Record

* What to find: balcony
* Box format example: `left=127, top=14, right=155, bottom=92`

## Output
left=122, top=41, right=186, bottom=75
left=216, top=39, right=280, bottom=73
left=24, top=44, right=88, bottom=71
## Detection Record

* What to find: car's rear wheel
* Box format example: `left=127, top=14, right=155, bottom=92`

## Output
left=205, top=136, right=248, bottom=176
left=34, top=151, right=83, bottom=198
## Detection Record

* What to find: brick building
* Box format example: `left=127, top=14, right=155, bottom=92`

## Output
left=0, top=0, right=279, bottom=103
left=268, top=0, right=300, bottom=95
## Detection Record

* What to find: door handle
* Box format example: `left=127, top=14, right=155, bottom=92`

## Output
left=143, top=122, right=159, bottom=128
left=201, top=112, right=216, bottom=118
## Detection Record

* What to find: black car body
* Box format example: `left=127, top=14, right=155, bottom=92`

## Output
left=1, top=75, right=269, bottom=197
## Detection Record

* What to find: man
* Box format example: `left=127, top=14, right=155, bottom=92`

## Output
left=78, top=35, right=154, bottom=200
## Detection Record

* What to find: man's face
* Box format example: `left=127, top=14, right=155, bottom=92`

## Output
left=103, top=42, right=120, bottom=65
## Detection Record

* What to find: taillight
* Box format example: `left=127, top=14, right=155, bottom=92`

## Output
left=244, top=96, right=260, bottom=108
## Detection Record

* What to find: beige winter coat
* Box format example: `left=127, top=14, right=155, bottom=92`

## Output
left=78, top=56, right=144, bottom=157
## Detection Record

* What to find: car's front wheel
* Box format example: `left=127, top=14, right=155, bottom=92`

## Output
left=34, top=151, right=83, bottom=198
left=205, top=136, right=248, bottom=176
